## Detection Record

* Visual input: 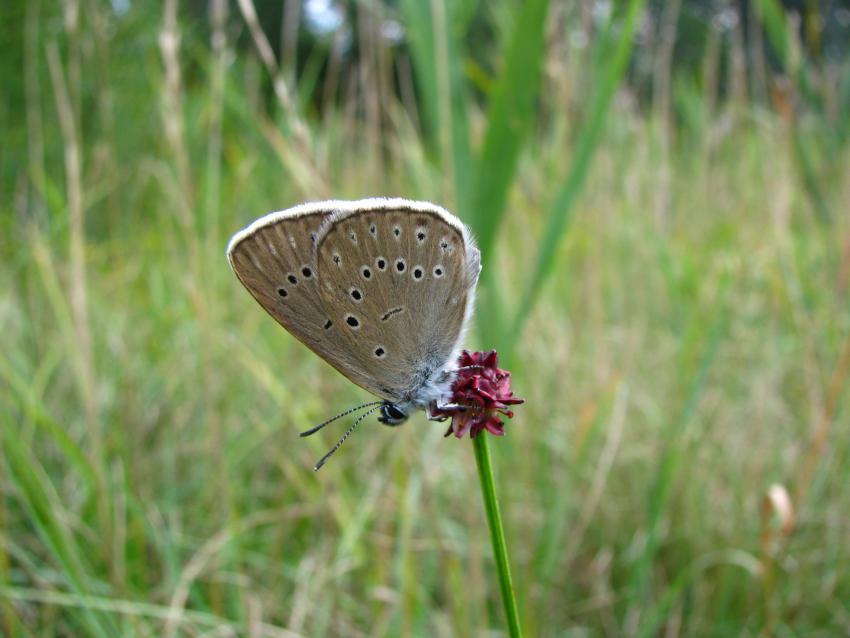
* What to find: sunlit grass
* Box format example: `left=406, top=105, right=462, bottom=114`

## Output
left=2, top=1, right=849, bottom=636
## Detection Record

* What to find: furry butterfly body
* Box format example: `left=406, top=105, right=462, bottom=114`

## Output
left=227, top=198, right=481, bottom=448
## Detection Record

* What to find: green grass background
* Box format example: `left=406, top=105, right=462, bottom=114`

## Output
left=2, top=0, right=849, bottom=635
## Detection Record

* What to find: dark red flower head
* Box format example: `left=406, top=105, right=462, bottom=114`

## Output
left=430, top=350, right=524, bottom=438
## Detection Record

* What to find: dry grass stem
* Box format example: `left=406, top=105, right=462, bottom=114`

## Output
left=236, top=0, right=325, bottom=195
left=46, top=41, right=99, bottom=459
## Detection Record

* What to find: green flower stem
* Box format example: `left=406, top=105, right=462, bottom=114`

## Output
left=473, top=435, right=522, bottom=637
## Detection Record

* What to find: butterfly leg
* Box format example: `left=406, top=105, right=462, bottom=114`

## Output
left=427, top=403, right=467, bottom=421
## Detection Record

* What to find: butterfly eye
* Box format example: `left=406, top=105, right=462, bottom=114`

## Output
left=375, top=257, right=387, bottom=270
left=384, top=404, right=406, bottom=421
left=433, top=265, right=444, bottom=278
left=287, top=274, right=298, bottom=284
left=374, top=346, right=385, bottom=358
left=277, top=287, right=288, bottom=297
left=412, top=266, right=424, bottom=280
left=440, top=240, right=449, bottom=250
left=416, top=230, right=426, bottom=242
left=393, top=226, right=401, bottom=238
left=350, top=288, right=363, bottom=302
left=345, top=315, right=360, bottom=329
left=369, top=224, right=377, bottom=236
left=361, top=266, right=372, bottom=280
left=301, top=266, right=312, bottom=278
left=395, top=259, right=406, bottom=273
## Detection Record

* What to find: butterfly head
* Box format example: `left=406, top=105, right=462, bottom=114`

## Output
left=377, top=402, right=408, bottom=426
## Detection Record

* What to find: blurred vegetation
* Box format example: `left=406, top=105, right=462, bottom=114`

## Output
left=1, top=0, right=849, bottom=636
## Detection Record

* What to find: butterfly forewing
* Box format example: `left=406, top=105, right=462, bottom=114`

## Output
left=314, top=202, right=480, bottom=403
left=227, top=206, right=364, bottom=380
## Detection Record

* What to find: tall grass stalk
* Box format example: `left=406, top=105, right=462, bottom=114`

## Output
left=45, top=41, right=97, bottom=471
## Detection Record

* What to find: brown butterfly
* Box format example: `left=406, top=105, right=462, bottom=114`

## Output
left=227, top=198, right=481, bottom=468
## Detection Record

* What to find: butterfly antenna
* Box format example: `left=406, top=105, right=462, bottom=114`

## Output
left=300, top=401, right=384, bottom=437
left=312, top=405, right=383, bottom=471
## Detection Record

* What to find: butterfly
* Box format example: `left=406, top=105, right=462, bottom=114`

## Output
left=227, top=198, right=481, bottom=468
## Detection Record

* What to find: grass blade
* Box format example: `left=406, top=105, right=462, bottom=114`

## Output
left=509, top=0, right=647, bottom=344
left=1, top=420, right=117, bottom=637
left=0, top=354, right=98, bottom=487
left=463, top=0, right=550, bottom=347
left=399, top=0, right=475, bottom=206
left=755, top=0, right=833, bottom=224
left=465, top=0, right=550, bottom=249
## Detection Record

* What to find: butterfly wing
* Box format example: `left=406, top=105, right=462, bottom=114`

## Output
left=313, top=199, right=480, bottom=403
left=227, top=202, right=384, bottom=395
